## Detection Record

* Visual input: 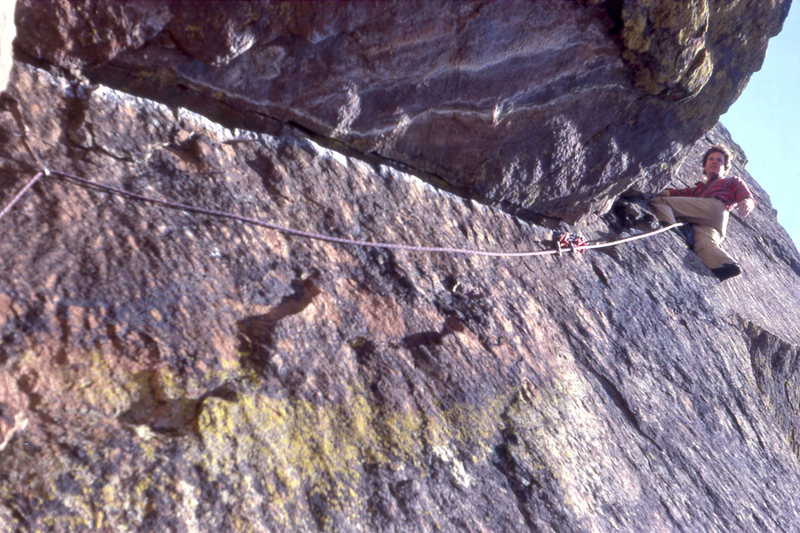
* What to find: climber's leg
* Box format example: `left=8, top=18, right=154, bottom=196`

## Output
left=692, top=224, right=736, bottom=270
left=650, top=196, right=727, bottom=233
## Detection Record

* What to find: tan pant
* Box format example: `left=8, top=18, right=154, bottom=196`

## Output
left=650, top=196, right=735, bottom=269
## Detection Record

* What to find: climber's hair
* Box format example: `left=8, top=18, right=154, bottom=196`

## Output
left=701, top=145, right=732, bottom=170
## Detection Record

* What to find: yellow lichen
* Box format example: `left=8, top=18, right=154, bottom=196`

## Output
left=6, top=338, right=571, bottom=530
left=184, top=24, right=203, bottom=39
left=189, top=379, right=517, bottom=529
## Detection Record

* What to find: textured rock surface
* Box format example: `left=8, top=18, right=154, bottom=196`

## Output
left=2, top=60, right=800, bottom=532
left=13, top=0, right=790, bottom=223
left=620, top=0, right=714, bottom=98
left=3, top=1, right=800, bottom=531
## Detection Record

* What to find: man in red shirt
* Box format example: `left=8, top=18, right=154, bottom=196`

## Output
left=650, top=146, right=755, bottom=281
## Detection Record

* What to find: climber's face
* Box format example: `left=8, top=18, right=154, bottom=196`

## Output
left=703, top=151, right=728, bottom=179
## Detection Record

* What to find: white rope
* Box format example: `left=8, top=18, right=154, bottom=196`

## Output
left=54, top=170, right=686, bottom=256
left=0, top=171, right=44, bottom=222
left=7, top=168, right=683, bottom=258
left=577, top=222, right=685, bottom=250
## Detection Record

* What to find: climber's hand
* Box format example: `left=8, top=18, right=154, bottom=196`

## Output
left=735, top=198, right=755, bottom=218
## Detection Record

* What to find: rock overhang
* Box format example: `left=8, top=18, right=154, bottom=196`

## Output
left=10, top=0, right=791, bottom=224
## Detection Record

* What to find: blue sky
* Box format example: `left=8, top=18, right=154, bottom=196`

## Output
left=720, top=3, right=800, bottom=247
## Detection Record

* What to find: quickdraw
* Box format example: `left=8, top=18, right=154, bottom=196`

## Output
left=555, top=232, right=588, bottom=255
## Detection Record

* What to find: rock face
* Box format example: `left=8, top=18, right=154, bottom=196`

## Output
left=2, top=2, right=799, bottom=532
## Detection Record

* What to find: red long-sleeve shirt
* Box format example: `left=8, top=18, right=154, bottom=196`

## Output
left=667, top=176, right=754, bottom=211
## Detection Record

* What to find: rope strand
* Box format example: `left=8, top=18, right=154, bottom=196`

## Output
left=7, top=168, right=682, bottom=258
left=0, top=171, right=44, bottom=223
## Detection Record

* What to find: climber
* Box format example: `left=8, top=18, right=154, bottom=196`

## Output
left=649, top=145, right=755, bottom=282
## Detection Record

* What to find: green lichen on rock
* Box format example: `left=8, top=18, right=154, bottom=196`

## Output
left=1, top=340, right=519, bottom=530
left=192, top=381, right=510, bottom=528
left=620, top=0, right=712, bottom=99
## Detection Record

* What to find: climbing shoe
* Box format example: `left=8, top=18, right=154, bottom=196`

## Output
left=711, top=263, right=741, bottom=282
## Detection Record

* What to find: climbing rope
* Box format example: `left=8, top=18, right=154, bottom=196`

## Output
left=0, top=98, right=51, bottom=224
left=0, top=167, right=685, bottom=257
left=0, top=171, right=45, bottom=222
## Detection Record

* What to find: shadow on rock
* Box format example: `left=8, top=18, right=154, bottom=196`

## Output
left=236, top=277, right=320, bottom=377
